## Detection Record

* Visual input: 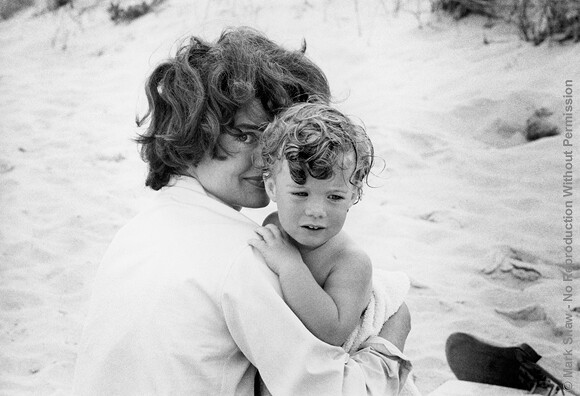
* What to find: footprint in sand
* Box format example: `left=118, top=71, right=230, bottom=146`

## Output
left=96, top=153, right=125, bottom=162
left=495, top=304, right=572, bottom=337
left=0, top=289, right=44, bottom=311
left=482, top=246, right=559, bottom=289
left=419, top=210, right=463, bottom=229
left=450, top=91, right=561, bottom=149
left=0, top=159, right=15, bottom=174
left=0, top=354, right=43, bottom=376
left=495, top=304, right=547, bottom=322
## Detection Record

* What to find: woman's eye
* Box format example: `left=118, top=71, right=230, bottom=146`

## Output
left=235, top=133, right=257, bottom=144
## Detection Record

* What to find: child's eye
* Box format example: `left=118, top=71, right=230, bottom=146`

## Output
left=328, top=195, right=344, bottom=201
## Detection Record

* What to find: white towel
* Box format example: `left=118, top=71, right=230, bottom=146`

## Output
left=260, top=269, right=416, bottom=396
left=343, top=270, right=410, bottom=354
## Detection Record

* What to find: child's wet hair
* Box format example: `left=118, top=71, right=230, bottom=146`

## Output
left=261, top=102, right=374, bottom=201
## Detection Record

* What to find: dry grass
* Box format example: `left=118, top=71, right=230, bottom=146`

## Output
left=107, top=0, right=164, bottom=23
left=0, top=0, right=35, bottom=20
left=511, top=0, right=580, bottom=44
left=432, top=0, right=580, bottom=44
left=0, top=0, right=75, bottom=20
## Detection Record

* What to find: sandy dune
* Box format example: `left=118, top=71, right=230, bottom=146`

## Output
left=1, top=0, right=579, bottom=394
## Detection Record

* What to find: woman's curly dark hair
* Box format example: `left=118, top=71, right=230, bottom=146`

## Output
left=261, top=102, right=375, bottom=202
left=136, top=27, right=331, bottom=190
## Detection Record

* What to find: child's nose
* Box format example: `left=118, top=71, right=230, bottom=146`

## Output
left=305, top=201, right=326, bottom=218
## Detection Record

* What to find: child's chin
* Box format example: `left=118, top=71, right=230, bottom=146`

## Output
left=293, top=235, right=328, bottom=250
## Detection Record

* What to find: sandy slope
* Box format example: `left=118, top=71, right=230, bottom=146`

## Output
left=1, top=0, right=579, bottom=394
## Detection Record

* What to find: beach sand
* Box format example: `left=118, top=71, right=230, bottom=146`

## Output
left=1, top=0, right=579, bottom=393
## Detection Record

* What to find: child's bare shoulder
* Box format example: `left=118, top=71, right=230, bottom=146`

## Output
left=262, top=211, right=281, bottom=227
left=329, top=233, right=372, bottom=276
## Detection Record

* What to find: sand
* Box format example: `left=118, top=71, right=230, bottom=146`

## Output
left=1, top=0, right=579, bottom=394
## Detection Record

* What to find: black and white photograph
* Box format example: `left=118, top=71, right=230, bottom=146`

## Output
left=0, top=0, right=579, bottom=394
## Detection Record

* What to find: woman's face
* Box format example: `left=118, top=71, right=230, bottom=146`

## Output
left=192, top=99, right=270, bottom=210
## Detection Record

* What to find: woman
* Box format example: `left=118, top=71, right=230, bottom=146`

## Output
left=73, top=27, right=412, bottom=395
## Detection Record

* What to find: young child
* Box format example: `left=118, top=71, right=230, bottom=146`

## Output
left=248, top=102, right=410, bottom=353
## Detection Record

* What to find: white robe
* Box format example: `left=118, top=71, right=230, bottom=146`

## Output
left=73, top=176, right=411, bottom=395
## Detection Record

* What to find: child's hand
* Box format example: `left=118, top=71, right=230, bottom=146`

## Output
left=248, top=224, right=303, bottom=275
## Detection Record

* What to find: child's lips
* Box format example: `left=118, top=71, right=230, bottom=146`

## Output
left=301, top=225, right=325, bottom=230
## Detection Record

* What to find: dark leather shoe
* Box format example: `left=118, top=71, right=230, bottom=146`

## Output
left=445, top=332, right=564, bottom=394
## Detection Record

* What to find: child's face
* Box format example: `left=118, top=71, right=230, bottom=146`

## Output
left=265, top=157, right=358, bottom=251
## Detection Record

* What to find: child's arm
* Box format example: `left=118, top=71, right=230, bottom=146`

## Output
left=249, top=224, right=372, bottom=346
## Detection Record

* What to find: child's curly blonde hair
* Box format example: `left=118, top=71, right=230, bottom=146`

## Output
left=261, top=102, right=374, bottom=202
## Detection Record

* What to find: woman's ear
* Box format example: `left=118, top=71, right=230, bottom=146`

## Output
left=265, top=177, right=277, bottom=202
